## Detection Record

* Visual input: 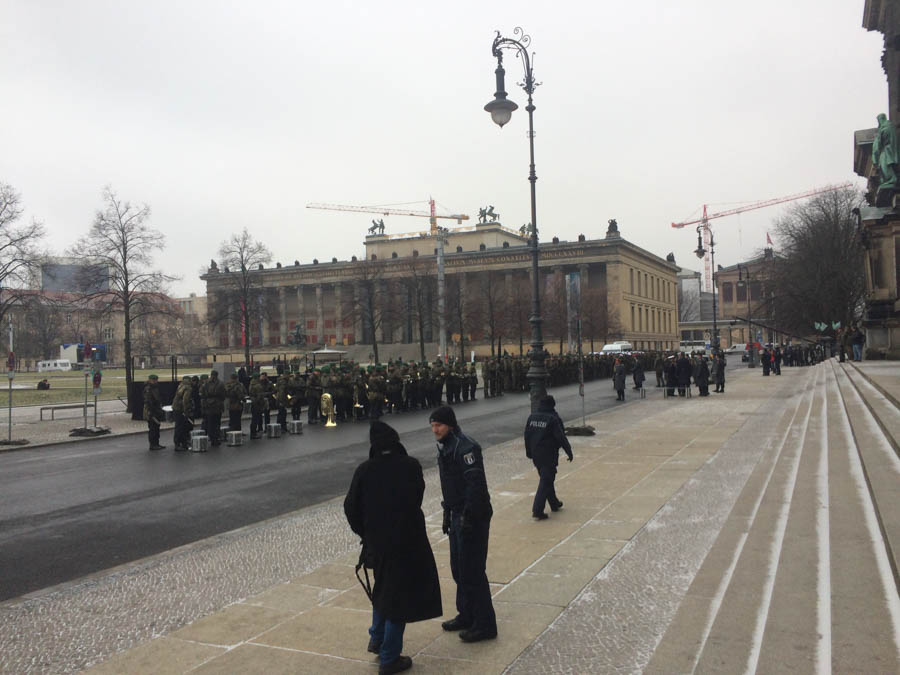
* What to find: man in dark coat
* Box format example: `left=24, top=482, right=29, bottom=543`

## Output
left=524, top=396, right=573, bottom=519
left=430, top=405, right=497, bottom=644
left=676, top=353, right=692, bottom=396
left=695, top=357, right=710, bottom=396
left=613, top=358, right=626, bottom=401
left=762, top=349, right=771, bottom=376
left=665, top=356, right=678, bottom=397
left=344, top=421, right=441, bottom=674
left=632, top=360, right=645, bottom=391
left=714, top=354, right=726, bottom=393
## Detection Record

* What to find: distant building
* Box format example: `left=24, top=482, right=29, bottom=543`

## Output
left=39, top=257, right=109, bottom=293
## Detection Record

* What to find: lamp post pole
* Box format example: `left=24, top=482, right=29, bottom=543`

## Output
left=695, top=225, right=719, bottom=353
left=485, top=28, right=547, bottom=412
left=738, top=264, right=756, bottom=368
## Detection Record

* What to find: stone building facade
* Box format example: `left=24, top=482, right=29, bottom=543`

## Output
left=854, top=0, right=900, bottom=356
left=201, top=221, right=680, bottom=359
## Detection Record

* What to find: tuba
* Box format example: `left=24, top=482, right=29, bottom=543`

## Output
left=320, top=392, right=337, bottom=427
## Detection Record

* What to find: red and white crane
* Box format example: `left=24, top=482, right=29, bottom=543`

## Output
left=306, top=198, right=469, bottom=233
left=672, top=182, right=853, bottom=292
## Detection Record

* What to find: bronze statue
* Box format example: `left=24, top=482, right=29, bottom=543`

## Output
left=368, top=218, right=385, bottom=235
left=874, top=113, right=899, bottom=192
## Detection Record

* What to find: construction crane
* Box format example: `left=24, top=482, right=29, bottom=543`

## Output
left=672, top=182, right=854, bottom=292
left=306, top=198, right=469, bottom=233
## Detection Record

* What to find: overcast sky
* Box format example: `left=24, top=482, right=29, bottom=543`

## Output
left=1, top=1, right=886, bottom=297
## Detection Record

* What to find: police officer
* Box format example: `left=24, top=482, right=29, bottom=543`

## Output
left=143, top=374, right=165, bottom=451
left=524, top=396, right=572, bottom=519
left=430, top=406, right=497, bottom=643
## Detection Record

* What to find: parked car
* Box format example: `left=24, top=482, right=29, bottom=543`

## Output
left=724, top=344, right=749, bottom=362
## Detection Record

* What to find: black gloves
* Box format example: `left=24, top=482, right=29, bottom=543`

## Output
left=566, top=453, right=574, bottom=462
left=442, top=508, right=451, bottom=535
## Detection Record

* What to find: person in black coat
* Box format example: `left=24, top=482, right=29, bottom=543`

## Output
left=344, top=421, right=442, bottom=674
left=665, top=356, right=678, bottom=398
left=525, top=396, right=573, bottom=519
left=676, top=353, right=692, bottom=396
left=695, top=357, right=710, bottom=396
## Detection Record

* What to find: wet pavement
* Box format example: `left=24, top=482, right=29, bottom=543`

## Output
left=2, top=360, right=897, bottom=674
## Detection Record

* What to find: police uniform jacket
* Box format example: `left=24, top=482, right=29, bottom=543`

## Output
left=437, top=429, right=492, bottom=521
left=524, top=402, right=572, bottom=466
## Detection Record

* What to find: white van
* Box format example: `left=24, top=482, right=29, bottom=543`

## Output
left=600, top=342, right=634, bottom=354
left=38, top=359, right=72, bottom=372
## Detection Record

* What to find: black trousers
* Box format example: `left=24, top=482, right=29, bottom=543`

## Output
left=147, top=419, right=160, bottom=447
left=276, top=406, right=287, bottom=428
left=251, top=410, right=263, bottom=436
left=173, top=412, right=189, bottom=447
left=207, top=412, right=222, bottom=445
left=229, top=409, right=242, bottom=431
left=307, top=396, right=320, bottom=424
left=291, top=403, right=302, bottom=421
left=449, top=513, right=497, bottom=634
left=532, top=464, right=560, bottom=515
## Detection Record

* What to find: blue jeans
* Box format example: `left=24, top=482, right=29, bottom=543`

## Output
left=852, top=343, right=862, bottom=361
left=369, top=608, right=405, bottom=666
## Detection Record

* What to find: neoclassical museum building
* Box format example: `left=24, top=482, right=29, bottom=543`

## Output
left=201, top=219, right=680, bottom=357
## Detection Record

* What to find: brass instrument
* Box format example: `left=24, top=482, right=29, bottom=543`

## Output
left=320, top=392, right=337, bottom=427
left=353, top=383, right=364, bottom=409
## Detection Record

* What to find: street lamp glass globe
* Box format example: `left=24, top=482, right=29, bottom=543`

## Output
left=484, top=97, right=518, bottom=128
left=694, top=246, right=706, bottom=259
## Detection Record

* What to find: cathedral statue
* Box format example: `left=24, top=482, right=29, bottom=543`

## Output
left=874, top=113, right=899, bottom=196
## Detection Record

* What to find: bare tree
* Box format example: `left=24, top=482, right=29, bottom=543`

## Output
left=505, top=275, right=531, bottom=355
left=541, top=272, right=569, bottom=354
left=479, top=271, right=507, bottom=356
left=21, top=294, right=64, bottom=360
left=345, top=258, right=388, bottom=363
left=677, top=283, right=701, bottom=322
left=68, top=187, right=176, bottom=411
left=769, top=187, right=866, bottom=336
left=395, top=257, right=436, bottom=361
left=446, top=274, right=482, bottom=362
left=211, top=228, right=273, bottom=366
left=581, top=286, right=612, bottom=353
left=0, top=183, right=45, bottom=324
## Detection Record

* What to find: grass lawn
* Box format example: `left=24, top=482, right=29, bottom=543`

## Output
left=11, top=368, right=129, bottom=407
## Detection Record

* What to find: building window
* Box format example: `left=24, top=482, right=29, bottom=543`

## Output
left=631, top=305, right=635, bottom=331
left=630, top=269, right=634, bottom=294
left=750, top=281, right=761, bottom=301
left=736, top=283, right=747, bottom=302
left=637, top=273, right=641, bottom=296
left=103, top=327, right=113, bottom=340
left=456, top=246, right=463, bottom=252
left=479, top=243, right=486, bottom=251
left=307, top=319, right=316, bottom=330
left=722, top=282, right=733, bottom=303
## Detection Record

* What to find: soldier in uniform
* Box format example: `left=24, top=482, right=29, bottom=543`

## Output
left=224, top=372, right=246, bottom=432
left=275, top=372, right=290, bottom=429
left=171, top=375, right=193, bottom=451
left=468, top=364, right=478, bottom=401
left=368, top=365, right=386, bottom=419
left=204, top=370, right=227, bottom=447
left=288, top=371, right=305, bottom=421
left=249, top=373, right=267, bottom=439
left=143, top=374, right=165, bottom=451
left=432, top=366, right=446, bottom=407
left=387, top=365, right=403, bottom=414
left=307, top=368, right=322, bottom=424
left=430, top=406, right=497, bottom=643
left=447, top=365, right=461, bottom=404
left=192, top=375, right=204, bottom=432
left=260, top=371, right=276, bottom=428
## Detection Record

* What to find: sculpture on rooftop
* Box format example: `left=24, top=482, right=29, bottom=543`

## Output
left=478, top=206, right=500, bottom=223
left=368, top=219, right=385, bottom=235
left=874, top=113, right=899, bottom=201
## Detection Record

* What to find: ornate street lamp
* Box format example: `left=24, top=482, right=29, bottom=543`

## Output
left=737, top=264, right=756, bottom=367
left=485, top=27, right=547, bottom=412
left=694, top=225, right=719, bottom=353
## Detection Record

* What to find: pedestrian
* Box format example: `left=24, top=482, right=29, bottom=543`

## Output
left=143, top=374, right=165, bottom=451
left=773, top=346, right=782, bottom=375
left=632, top=359, right=645, bottom=391
left=676, top=352, right=692, bottom=396
left=224, top=373, right=246, bottom=432
left=696, top=357, right=710, bottom=396
left=613, top=358, right=626, bottom=401
left=430, top=406, right=497, bottom=643
left=715, top=353, right=726, bottom=393
left=204, top=370, right=226, bottom=447
left=762, top=348, right=771, bottom=376
left=524, top=395, right=573, bottom=520
left=654, top=353, right=665, bottom=387
left=850, top=325, right=866, bottom=362
left=665, top=356, right=678, bottom=397
left=344, top=421, right=442, bottom=675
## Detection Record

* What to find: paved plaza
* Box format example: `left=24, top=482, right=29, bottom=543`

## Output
left=1, top=360, right=898, bottom=674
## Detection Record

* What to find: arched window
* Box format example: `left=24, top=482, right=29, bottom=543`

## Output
left=456, top=245, right=463, bottom=252
left=391, top=252, right=398, bottom=259
left=479, top=243, right=486, bottom=251
left=371, top=254, right=377, bottom=261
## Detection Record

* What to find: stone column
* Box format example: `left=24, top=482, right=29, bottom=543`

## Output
left=279, top=286, right=287, bottom=346
left=353, top=283, right=363, bottom=345
left=295, top=286, right=306, bottom=345
left=259, top=293, right=269, bottom=347
left=578, top=263, right=589, bottom=289
left=335, top=283, right=344, bottom=346
left=315, top=284, right=325, bottom=345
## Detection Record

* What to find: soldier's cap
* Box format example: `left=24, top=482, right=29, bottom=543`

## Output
left=210, top=370, right=218, bottom=377
left=182, top=375, right=192, bottom=382
left=148, top=374, right=159, bottom=380
left=367, top=365, right=375, bottom=372
left=200, top=374, right=208, bottom=379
